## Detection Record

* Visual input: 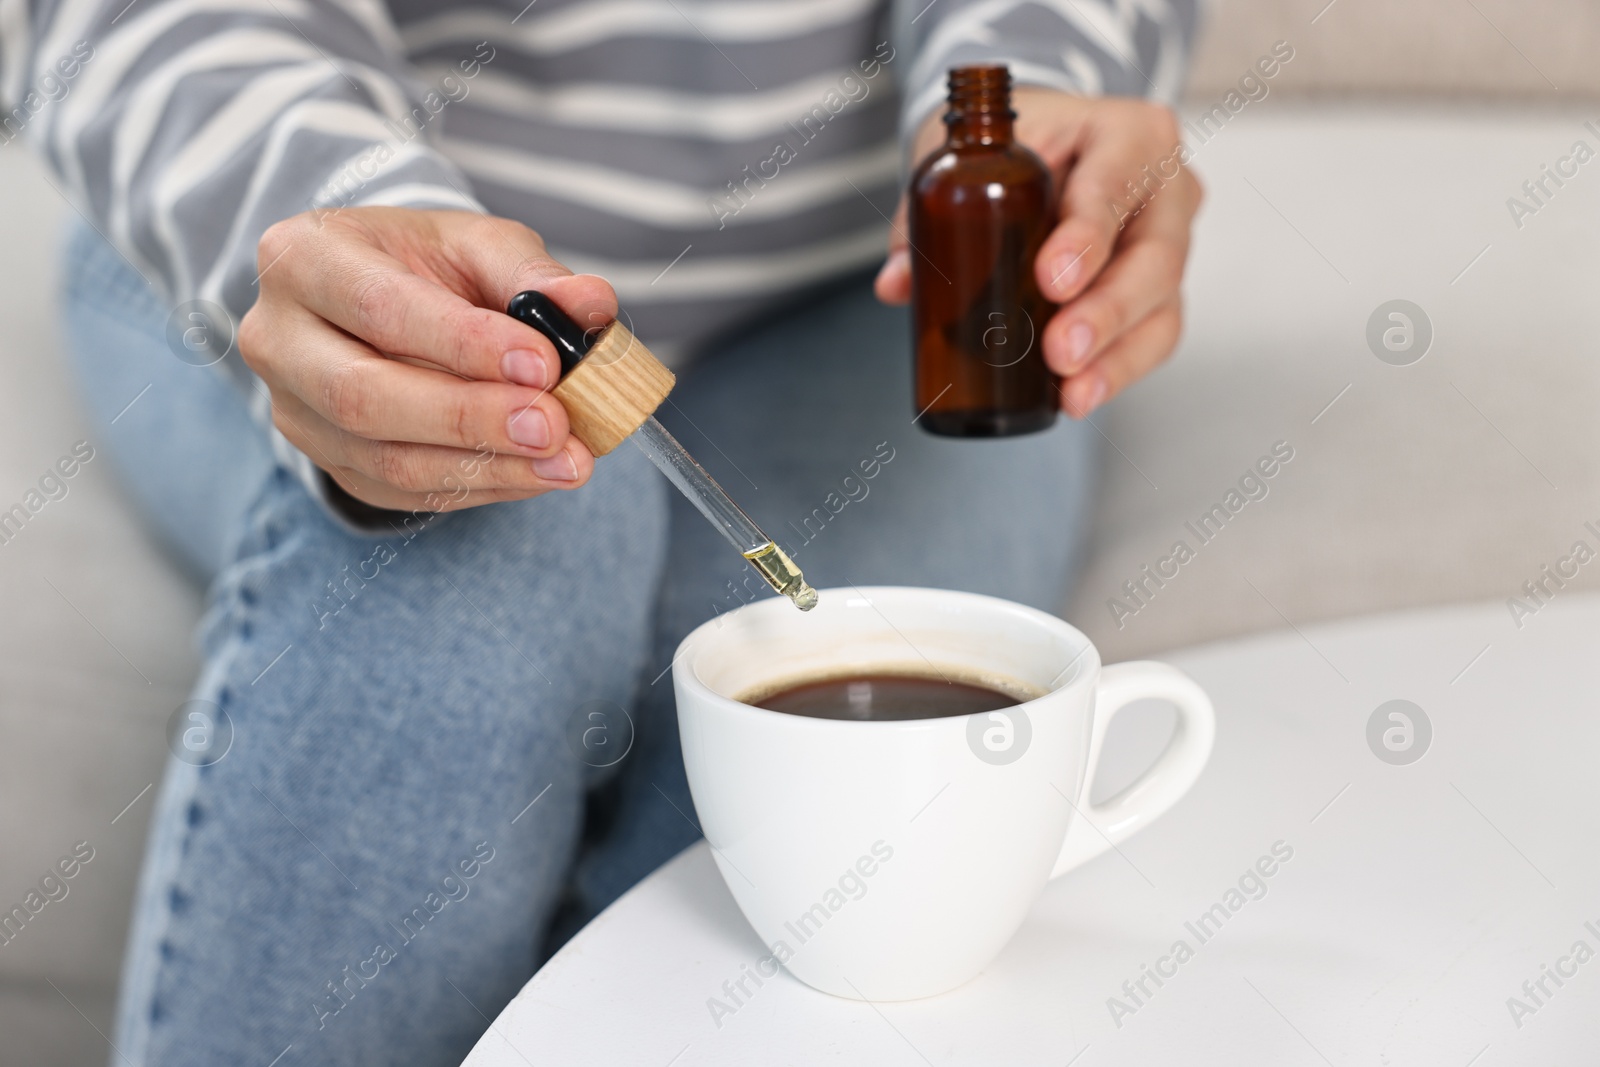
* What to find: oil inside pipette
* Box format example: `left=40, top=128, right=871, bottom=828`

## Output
left=744, top=542, right=818, bottom=611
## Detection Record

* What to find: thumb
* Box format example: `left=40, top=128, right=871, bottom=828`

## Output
left=439, top=211, right=618, bottom=330
left=873, top=195, right=912, bottom=305
left=878, top=110, right=947, bottom=306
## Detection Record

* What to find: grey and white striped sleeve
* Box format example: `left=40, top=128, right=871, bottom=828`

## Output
left=895, top=0, right=1200, bottom=135
left=1, top=0, right=493, bottom=524
left=2, top=0, right=486, bottom=322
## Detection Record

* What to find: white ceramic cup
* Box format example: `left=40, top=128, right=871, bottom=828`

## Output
left=674, top=586, right=1215, bottom=1001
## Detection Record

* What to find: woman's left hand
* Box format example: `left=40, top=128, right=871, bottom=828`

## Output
left=875, top=87, right=1203, bottom=418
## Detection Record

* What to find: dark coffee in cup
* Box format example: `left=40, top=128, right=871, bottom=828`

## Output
left=738, top=667, right=1041, bottom=721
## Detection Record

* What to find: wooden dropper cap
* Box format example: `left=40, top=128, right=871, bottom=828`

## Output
left=506, top=290, right=676, bottom=456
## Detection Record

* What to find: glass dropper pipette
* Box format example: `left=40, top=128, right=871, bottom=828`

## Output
left=629, top=416, right=818, bottom=609
left=507, top=290, right=818, bottom=611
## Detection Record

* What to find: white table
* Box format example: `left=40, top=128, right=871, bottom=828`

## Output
left=462, top=595, right=1600, bottom=1065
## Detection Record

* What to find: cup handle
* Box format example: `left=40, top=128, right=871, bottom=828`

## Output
left=1050, top=661, right=1216, bottom=880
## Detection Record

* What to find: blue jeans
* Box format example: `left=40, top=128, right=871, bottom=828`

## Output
left=61, top=222, right=1097, bottom=1067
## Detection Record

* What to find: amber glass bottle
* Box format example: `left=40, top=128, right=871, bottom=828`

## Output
left=909, top=65, right=1058, bottom=436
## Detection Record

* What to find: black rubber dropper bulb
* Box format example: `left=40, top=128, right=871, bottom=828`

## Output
left=506, top=289, right=591, bottom=375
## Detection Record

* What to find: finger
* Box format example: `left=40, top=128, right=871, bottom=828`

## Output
left=1033, top=131, right=1149, bottom=303
left=1059, top=299, right=1182, bottom=418
left=265, top=385, right=361, bottom=478
left=272, top=390, right=594, bottom=494
left=344, top=435, right=594, bottom=495
left=878, top=109, right=950, bottom=306
left=435, top=212, right=618, bottom=343
left=266, top=381, right=580, bottom=513
left=873, top=196, right=912, bottom=305
left=271, top=216, right=560, bottom=385
left=1041, top=214, right=1189, bottom=378
left=1035, top=108, right=1188, bottom=304
left=253, top=305, right=576, bottom=457
left=271, top=212, right=609, bottom=386
left=323, top=467, right=553, bottom=515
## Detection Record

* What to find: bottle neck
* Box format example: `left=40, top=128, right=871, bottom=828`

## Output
left=944, top=65, right=1015, bottom=148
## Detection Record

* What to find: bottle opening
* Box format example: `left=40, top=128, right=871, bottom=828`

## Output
left=945, top=64, right=1014, bottom=122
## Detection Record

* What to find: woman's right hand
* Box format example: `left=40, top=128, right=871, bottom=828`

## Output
left=240, top=207, right=613, bottom=513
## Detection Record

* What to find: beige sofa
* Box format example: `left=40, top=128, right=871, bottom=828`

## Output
left=4, top=4, right=1599, bottom=1062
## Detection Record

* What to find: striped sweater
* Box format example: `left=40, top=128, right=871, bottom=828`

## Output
left=1, top=0, right=1195, bottom=509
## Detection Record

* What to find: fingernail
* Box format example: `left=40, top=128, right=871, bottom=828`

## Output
left=1065, top=323, right=1094, bottom=368
left=1080, top=376, right=1108, bottom=416
left=1051, top=252, right=1083, bottom=293
left=507, top=408, right=550, bottom=449
left=532, top=450, right=578, bottom=482
left=501, top=349, right=550, bottom=389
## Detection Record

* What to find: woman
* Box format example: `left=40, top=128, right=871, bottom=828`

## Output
left=5, top=0, right=1200, bottom=1061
